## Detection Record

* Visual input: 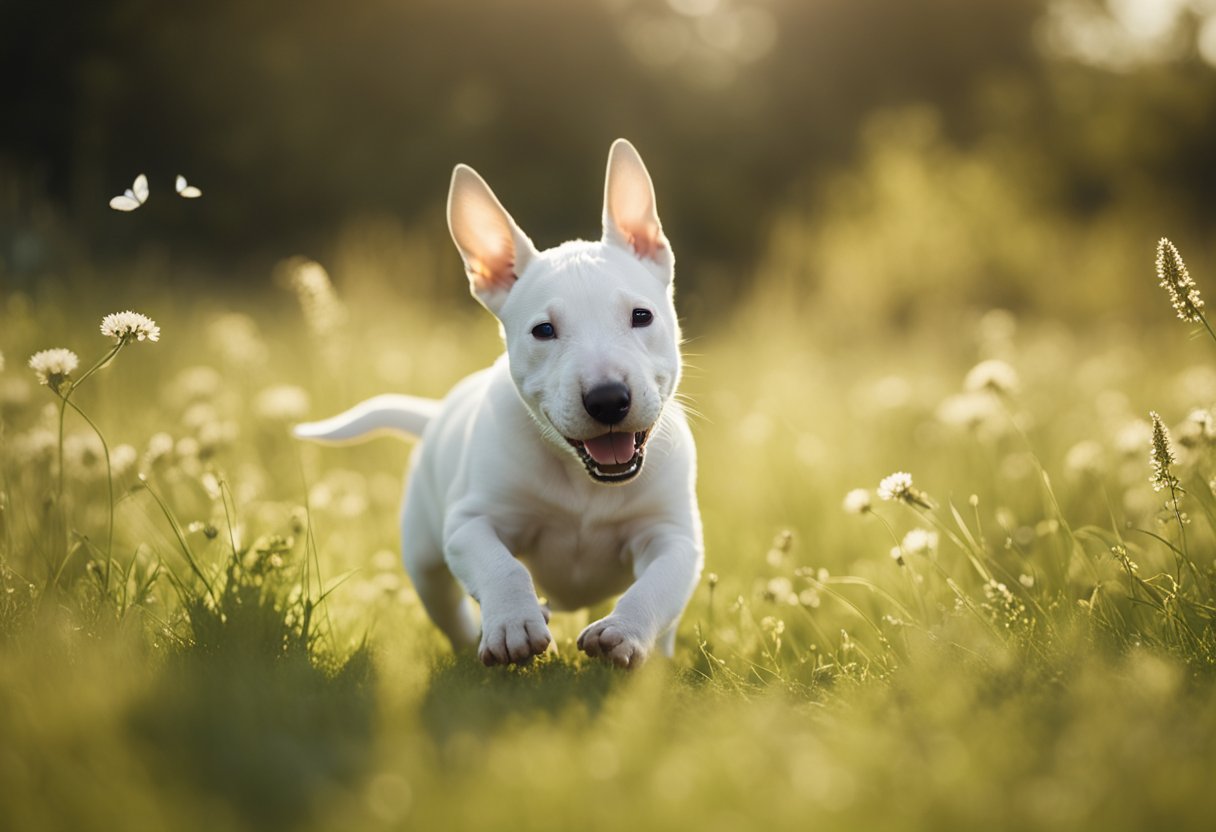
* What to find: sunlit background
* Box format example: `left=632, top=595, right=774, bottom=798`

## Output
left=5, top=2, right=1216, bottom=831
left=4, top=0, right=1216, bottom=324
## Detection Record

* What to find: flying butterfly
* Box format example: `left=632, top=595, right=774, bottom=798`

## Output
left=109, top=174, right=149, bottom=212
left=175, top=175, right=202, bottom=199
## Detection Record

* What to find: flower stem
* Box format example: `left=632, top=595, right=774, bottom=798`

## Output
left=63, top=398, right=115, bottom=596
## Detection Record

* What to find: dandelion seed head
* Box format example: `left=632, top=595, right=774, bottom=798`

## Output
left=1156, top=238, right=1204, bottom=323
left=964, top=359, right=1019, bottom=395
left=100, top=310, right=160, bottom=343
left=28, top=348, right=79, bottom=391
left=842, top=488, right=872, bottom=515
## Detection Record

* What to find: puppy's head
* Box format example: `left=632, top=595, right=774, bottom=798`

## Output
left=447, top=139, right=680, bottom=485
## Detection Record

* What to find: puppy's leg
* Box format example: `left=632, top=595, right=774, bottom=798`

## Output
left=656, top=624, right=678, bottom=658
left=401, top=488, right=478, bottom=650
left=445, top=516, right=552, bottom=666
left=406, top=559, right=479, bottom=650
left=579, top=534, right=701, bottom=668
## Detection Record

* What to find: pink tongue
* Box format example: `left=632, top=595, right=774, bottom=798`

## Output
left=583, top=432, right=636, bottom=465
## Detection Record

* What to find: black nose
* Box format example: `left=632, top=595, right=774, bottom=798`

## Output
left=583, top=382, right=631, bottom=425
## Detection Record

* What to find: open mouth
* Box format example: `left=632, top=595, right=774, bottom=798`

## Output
left=566, top=430, right=649, bottom=483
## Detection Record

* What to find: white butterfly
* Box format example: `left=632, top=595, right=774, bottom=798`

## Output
left=175, top=175, right=202, bottom=199
left=109, top=174, right=149, bottom=212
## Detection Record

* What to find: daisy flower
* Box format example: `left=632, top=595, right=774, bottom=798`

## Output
left=100, top=310, right=160, bottom=344
left=28, top=348, right=79, bottom=392
left=963, top=359, right=1019, bottom=395
left=877, top=471, right=934, bottom=509
left=842, top=488, right=872, bottom=515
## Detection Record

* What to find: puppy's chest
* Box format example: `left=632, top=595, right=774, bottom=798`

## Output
left=508, top=512, right=635, bottom=610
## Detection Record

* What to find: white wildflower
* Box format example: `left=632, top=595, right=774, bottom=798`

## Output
left=964, top=359, right=1019, bottom=395
left=1064, top=440, right=1105, bottom=479
left=170, top=366, right=223, bottom=403
left=110, top=444, right=138, bottom=478
left=900, top=528, right=939, bottom=557
left=842, top=488, right=872, bottom=515
left=197, top=419, right=239, bottom=455
left=1187, top=408, right=1216, bottom=443
left=64, top=433, right=107, bottom=481
left=254, top=385, right=311, bottom=422
left=28, top=348, right=79, bottom=391
left=1156, top=238, right=1204, bottom=323
left=13, top=428, right=57, bottom=465
left=937, top=392, right=1003, bottom=432
left=207, top=313, right=269, bottom=367
left=877, top=472, right=913, bottom=501
left=100, top=310, right=160, bottom=343
left=284, top=258, right=347, bottom=337
left=0, top=376, right=32, bottom=409
left=143, top=432, right=176, bottom=470
left=1149, top=411, right=1179, bottom=493
left=765, top=576, right=794, bottom=604
left=1114, top=419, right=1153, bottom=457
left=877, top=471, right=933, bottom=508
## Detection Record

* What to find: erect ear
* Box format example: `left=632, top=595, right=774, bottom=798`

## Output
left=602, top=138, right=673, bottom=274
left=447, top=164, right=538, bottom=315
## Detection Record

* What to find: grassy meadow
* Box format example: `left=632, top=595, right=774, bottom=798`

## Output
left=4, top=222, right=1216, bottom=831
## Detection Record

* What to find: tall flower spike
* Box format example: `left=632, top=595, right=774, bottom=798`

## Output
left=1156, top=238, right=1204, bottom=324
left=1149, top=411, right=1179, bottom=493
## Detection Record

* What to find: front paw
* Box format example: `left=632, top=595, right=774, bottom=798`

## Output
left=577, top=616, right=649, bottom=669
left=479, top=607, right=552, bottom=666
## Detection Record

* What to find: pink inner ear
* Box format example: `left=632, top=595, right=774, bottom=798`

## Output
left=468, top=252, right=517, bottom=293
left=626, top=222, right=666, bottom=261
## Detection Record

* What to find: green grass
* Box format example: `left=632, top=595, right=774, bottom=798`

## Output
left=3, top=251, right=1216, bottom=831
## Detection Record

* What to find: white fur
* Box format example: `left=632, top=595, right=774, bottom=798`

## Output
left=294, top=140, right=703, bottom=668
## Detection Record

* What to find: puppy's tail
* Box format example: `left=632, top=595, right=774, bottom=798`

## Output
left=292, top=394, right=441, bottom=444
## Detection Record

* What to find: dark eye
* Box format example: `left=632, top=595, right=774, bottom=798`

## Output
left=531, top=322, right=556, bottom=340
left=631, top=308, right=653, bottom=328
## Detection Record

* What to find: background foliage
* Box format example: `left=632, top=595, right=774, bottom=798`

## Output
left=4, top=1, right=1216, bottom=830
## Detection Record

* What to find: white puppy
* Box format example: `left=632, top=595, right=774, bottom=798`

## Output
left=294, top=140, right=703, bottom=668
